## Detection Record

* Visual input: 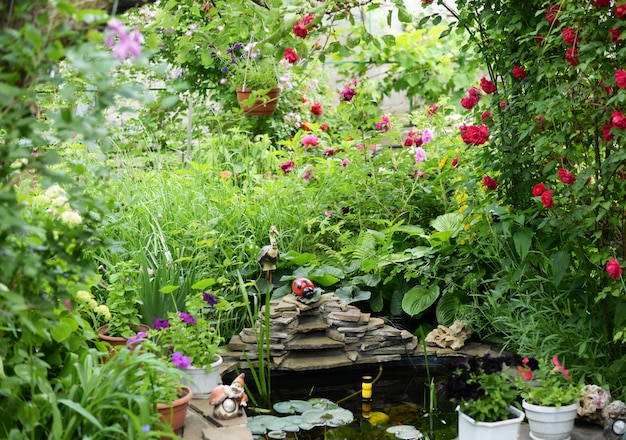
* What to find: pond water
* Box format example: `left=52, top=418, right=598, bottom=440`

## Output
left=225, top=359, right=459, bottom=440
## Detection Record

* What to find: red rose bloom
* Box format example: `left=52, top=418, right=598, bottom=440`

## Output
left=483, top=175, right=498, bottom=190
left=603, top=122, right=615, bottom=141
left=451, top=157, right=459, bottom=168
left=532, top=183, right=546, bottom=196
left=606, top=258, right=623, bottom=280
left=460, top=96, right=478, bottom=110
left=311, top=102, right=323, bottom=116
left=513, top=65, right=528, bottom=79
left=481, top=111, right=491, bottom=123
left=461, top=125, right=489, bottom=145
left=427, top=104, right=439, bottom=116
left=422, top=0, right=433, bottom=4
left=468, top=87, right=482, bottom=100
left=617, top=3, right=626, bottom=19
left=480, top=77, right=497, bottom=94
left=541, top=189, right=554, bottom=208
left=558, top=168, right=576, bottom=185
left=320, top=122, right=328, bottom=132
left=612, top=111, right=626, bottom=129
left=611, top=29, right=623, bottom=44
left=616, top=69, right=626, bottom=88
left=284, top=47, right=299, bottom=64
left=565, top=46, right=580, bottom=67
left=562, top=28, right=579, bottom=45
left=404, top=137, right=414, bottom=147
left=293, top=13, right=315, bottom=38
left=546, top=4, right=561, bottom=24
left=594, top=0, right=610, bottom=6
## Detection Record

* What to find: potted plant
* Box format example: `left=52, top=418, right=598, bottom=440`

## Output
left=97, top=260, right=148, bottom=345
left=517, top=355, right=582, bottom=440
left=228, top=49, right=281, bottom=116
left=443, top=355, right=525, bottom=440
left=119, top=339, right=194, bottom=435
left=149, top=289, right=224, bottom=398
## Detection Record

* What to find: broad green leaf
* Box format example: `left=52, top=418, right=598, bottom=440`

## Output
left=51, top=320, right=73, bottom=343
left=191, top=278, right=216, bottom=290
left=551, top=251, right=569, bottom=286
left=402, top=285, right=440, bottom=317
left=513, top=228, right=532, bottom=262
left=160, top=285, right=180, bottom=294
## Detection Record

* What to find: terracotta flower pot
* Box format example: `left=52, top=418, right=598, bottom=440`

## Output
left=97, top=324, right=150, bottom=347
left=236, top=87, right=280, bottom=116
left=157, top=386, right=193, bottom=436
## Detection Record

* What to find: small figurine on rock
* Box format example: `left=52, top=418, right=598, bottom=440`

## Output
left=208, top=373, right=248, bottom=420
left=292, top=277, right=322, bottom=304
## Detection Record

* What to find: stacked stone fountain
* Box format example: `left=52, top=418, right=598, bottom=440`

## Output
left=225, top=293, right=417, bottom=371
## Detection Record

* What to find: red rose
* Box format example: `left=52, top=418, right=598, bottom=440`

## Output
left=603, top=122, right=615, bottom=141
left=481, top=111, right=491, bottom=123
left=427, top=104, right=439, bottom=116
left=320, top=122, right=328, bottom=132
left=562, top=28, right=579, bottom=45
left=480, top=77, right=497, bottom=94
left=461, top=125, right=489, bottom=145
left=468, top=87, right=482, bottom=100
left=483, top=175, right=498, bottom=190
left=594, top=0, right=610, bottom=6
left=618, top=3, right=626, bottom=18
left=460, top=96, right=478, bottom=110
left=566, top=46, right=579, bottom=67
left=558, top=168, right=576, bottom=185
left=612, top=111, right=626, bottom=129
left=610, top=29, right=623, bottom=44
left=546, top=4, right=561, bottom=24
left=606, top=258, right=623, bottom=280
left=311, top=102, right=323, bottom=116
left=284, top=47, right=299, bottom=64
left=541, top=189, right=554, bottom=208
left=404, top=137, right=413, bottom=147
left=293, top=13, right=315, bottom=38
left=513, top=65, right=528, bottom=79
left=532, top=183, right=546, bottom=196
left=616, top=69, right=626, bottom=88
left=451, top=157, right=459, bottom=168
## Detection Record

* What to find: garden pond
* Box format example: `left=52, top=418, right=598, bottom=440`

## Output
left=225, top=360, right=459, bottom=440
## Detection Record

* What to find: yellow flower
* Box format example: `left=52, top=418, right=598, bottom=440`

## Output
left=439, top=155, right=448, bottom=169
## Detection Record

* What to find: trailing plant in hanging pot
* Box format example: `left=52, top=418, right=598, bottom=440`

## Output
left=227, top=46, right=281, bottom=116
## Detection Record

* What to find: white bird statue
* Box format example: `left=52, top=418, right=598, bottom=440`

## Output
left=256, top=225, right=280, bottom=283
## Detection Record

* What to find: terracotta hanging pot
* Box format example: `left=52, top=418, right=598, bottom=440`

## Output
left=236, top=87, right=280, bottom=116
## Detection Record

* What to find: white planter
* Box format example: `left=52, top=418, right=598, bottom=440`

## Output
left=180, top=355, right=223, bottom=399
left=457, top=405, right=525, bottom=440
left=522, top=399, right=579, bottom=440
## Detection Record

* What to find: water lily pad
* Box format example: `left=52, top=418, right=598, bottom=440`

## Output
left=273, top=399, right=313, bottom=414
left=308, top=397, right=340, bottom=411
left=386, top=425, right=425, bottom=439
left=301, top=407, right=354, bottom=427
left=247, top=415, right=286, bottom=434
left=281, top=415, right=307, bottom=432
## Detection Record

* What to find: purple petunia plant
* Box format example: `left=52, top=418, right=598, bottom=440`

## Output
left=147, top=289, right=224, bottom=372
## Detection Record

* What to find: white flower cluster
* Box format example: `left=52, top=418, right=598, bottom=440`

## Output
left=32, top=184, right=83, bottom=226
left=76, top=289, right=111, bottom=320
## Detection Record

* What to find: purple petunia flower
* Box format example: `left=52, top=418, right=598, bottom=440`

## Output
left=172, top=352, right=191, bottom=369
left=202, top=291, right=218, bottom=309
left=178, top=312, right=197, bottom=325
left=154, top=317, right=170, bottom=330
left=126, top=331, right=147, bottom=346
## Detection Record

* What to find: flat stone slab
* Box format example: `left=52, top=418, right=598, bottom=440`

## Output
left=278, top=349, right=354, bottom=371
left=285, top=333, right=345, bottom=350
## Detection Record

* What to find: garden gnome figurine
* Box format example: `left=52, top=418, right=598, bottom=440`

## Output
left=208, top=373, right=248, bottom=420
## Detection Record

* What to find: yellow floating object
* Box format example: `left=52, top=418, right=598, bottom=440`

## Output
left=367, top=411, right=389, bottom=425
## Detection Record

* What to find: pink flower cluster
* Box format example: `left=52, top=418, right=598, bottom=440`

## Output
left=375, top=115, right=390, bottom=131
left=105, top=18, right=144, bottom=60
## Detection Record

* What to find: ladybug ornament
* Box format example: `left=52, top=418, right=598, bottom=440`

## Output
left=291, top=277, right=321, bottom=304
